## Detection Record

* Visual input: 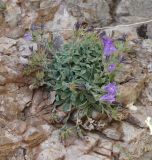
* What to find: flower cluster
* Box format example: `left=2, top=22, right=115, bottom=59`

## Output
left=102, top=36, right=116, bottom=58
left=100, top=35, right=118, bottom=104
left=24, top=32, right=33, bottom=41
left=100, top=83, right=117, bottom=103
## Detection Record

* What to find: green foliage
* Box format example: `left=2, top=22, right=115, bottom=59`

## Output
left=24, top=47, right=50, bottom=88
left=45, top=32, right=117, bottom=117
left=0, top=1, right=6, bottom=11
left=59, top=125, right=85, bottom=143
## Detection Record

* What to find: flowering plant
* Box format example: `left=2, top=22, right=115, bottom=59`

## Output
left=24, top=26, right=128, bottom=121
left=43, top=31, right=127, bottom=119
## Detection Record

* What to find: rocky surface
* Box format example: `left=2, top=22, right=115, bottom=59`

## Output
left=0, top=0, right=152, bottom=160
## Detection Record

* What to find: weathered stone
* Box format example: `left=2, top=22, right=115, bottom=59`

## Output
left=36, top=0, right=61, bottom=23
left=66, top=0, right=112, bottom=26
left=102, top=123, right=122, bottom=140
left=5, top=3, right=21, bottom=28
left=93, top=147, right=111, bottom=157
left=147, top=23, right=152, bottom=39
left=76, top=154, right=110, bottom=160
left=7, top=120, right=27, bottom=135
left=121, top=122, right=144, bottom=142
left=0, top=37, right=16, bottom=52
left=116, top=0, right=152, bottom=18
left=46, top=4, right=77, bottom=40
left=117, top=75, right=146, bottom=106
left=127, top=105, right=152, bottom=128
left=17, top=38, right=37, bottom=56
left=6, top=27, right=25, bottom=39
left=0, top=85, right=32, bottom=120
left=142, top=39, right=152, bottom=52
left=23, top=127, right=47, bottom=148
left=36, top=148, right=65, bottom=160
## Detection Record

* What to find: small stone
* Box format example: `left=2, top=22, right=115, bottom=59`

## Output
left=49, top=91, right=56, bottom=104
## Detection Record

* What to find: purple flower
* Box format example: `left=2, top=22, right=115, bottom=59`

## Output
left=102, top=37, right=117, bottom=57
left=24, top=32, right=33, bottom=41
left=100, top=94, right=116, bottom=103
left=103, top=82, right=117, bottom=95
left=108, top=64, right=116, bottom=72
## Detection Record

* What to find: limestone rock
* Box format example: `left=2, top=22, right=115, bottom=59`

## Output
left=66, top=0, right=112, bottom=26
left=23, top=127, right=47, bottom=148
left=102, top=123, right=122, bottom=140
left=36, top=0, right=61, bottom=23
left=5, top=3, right=21, bottom=28
left=117, top=75, right=146, bottom=106
left=6, top=27, right=25, bottom=39
left=0, top=37, right=16, bottom=52
left=36, top=148, right=65, bottom=160
left=7, top=120, right=27, bottom=135
left=127, top=105, right=152, bottom=128
left=116, top=0, right=152, bottom=18
left=76, top=154, right=110, bottom=160
left=121, top=122, right=144, bottom=142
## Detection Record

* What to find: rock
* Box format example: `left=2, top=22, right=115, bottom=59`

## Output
left=49, top=91, right=56, bottom=104
left=93, top=147, right=111, bottom=157
left=31, top=90, right=44, bottom=114
left=7, top=148, right=26, bottom=160
left=37, top=148, right=65, bottom=160
left=127, top=105, right=152, bottom=128
left=121, top=122, right=144, bottom=142
left=0, top=85, right=32, bottom=120
left=7, top=120, right=27, bottom=135
left=6, top=27, right=25, bottom=39
left=46, top=4, right=77, bottom=40
left=142, top=39, right=152, bottom=52
left=116, top=0, right=152, bottom=18
left=29, top=0, right=40, bottom=10
left=66, top=0, right=112, bottom=26
left=23, top=127, right=47, bottom=148
left=5, top=3, right=21, bottom=28
left=140, top=151, right=152, bottom=160
left=36, top=0, right=61, bottom=23
left=147, top=23, right=152, bottom=39
left=17, top=38, right=37, bottom=56
left=0, top=37, right=16, bottom=52
left=40, top=0, right=61, bottom=9
left=102, top=123, right=122, bottom=140
left=76, top=154, right=110, bottom=160
left=117, top=75, right=146, bottom=106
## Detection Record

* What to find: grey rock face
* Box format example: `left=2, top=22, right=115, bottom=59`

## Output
left=117, top=0, right=152, bottom=18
